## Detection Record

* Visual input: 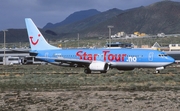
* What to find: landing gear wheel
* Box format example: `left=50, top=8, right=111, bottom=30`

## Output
left=84, top=68, right=91, bottom=74
left=155, top=70, right=160, bottom=74
left=100, top=71, right=107, bottom=73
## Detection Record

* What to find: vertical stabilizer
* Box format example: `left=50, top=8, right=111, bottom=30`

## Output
left=25, top=18, right=58, bottom=50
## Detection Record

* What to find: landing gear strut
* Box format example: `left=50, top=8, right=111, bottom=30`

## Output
left=100, top=71, right=107, bottom=73
left=155, top=70, right=160, bottom=74
left=84, top=68, right=107, bottom=74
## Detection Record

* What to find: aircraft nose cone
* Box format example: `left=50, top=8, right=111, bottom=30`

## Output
left=169, top=56, right=175, bottom=63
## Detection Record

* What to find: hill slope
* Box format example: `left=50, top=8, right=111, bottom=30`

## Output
left=2, top=1, right=180, bottom=43
left=43, top=9, right=101, bottom=29
left=83, top=1, right=180, bottom=37
left=50, top=8, right=123, bottom=34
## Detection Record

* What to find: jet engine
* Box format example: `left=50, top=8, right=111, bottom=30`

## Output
left=89, top=61, right=109, bottom=71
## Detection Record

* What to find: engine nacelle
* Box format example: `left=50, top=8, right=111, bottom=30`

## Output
left=89, top=61, right=109, bottom=71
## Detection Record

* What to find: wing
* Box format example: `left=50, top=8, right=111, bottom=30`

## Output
left=35, top=56, right=92, bottom=67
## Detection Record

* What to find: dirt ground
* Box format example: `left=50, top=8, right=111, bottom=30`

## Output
left=0, top=65, right=180, bottom=110
left=0, top=90, right=180, bottom=111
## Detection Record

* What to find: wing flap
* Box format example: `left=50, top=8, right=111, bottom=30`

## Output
left=35, top=56, right=92, bottom=64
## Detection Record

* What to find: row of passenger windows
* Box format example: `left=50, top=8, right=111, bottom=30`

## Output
left=53, top=53, right=169, bottom=58
left=54, top=54, right=143, bottom=58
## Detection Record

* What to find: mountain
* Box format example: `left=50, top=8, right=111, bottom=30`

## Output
left=0, top=29, right=28, bottom=43
left=84, top=1, right=180, bottom=36
left=107, top=1, right=180, bottom=35
left=49, top=8, right=123, bottom=34
left=43, top=9, right=101, bottom=29
left=0, top=28, right=57, bottom=43
left=1, top=1, right=180, bottom=43
left=44, top=1, right=180, bottom=38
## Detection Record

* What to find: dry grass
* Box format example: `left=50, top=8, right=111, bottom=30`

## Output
left=0, top=65, right=180, bottom=91
left=0, top=65, right=180, bottom=110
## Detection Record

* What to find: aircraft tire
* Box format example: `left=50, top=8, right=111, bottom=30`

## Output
left=155, top=70, right=160, bottom=74
left=84, top=68, right=91, bottom=74
left=100, top=71, right=107, bottom=73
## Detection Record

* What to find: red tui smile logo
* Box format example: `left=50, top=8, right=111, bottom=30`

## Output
left=29, top=34, right=41, bottom=45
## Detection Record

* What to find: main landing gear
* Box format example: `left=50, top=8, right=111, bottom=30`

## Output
left=100, top=71, right=107, bottom=73
left=84, top=68, right=107, bottom=74
left=155, top=70, right=160, bottom=74
left=84, top=68, right=91, bottom=74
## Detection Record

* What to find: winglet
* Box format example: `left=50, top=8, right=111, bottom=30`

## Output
left=25, top=18, right=59, bottom=50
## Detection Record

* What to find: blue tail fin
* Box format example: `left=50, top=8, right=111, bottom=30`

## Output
left=25, top=18, right=59, bottom=50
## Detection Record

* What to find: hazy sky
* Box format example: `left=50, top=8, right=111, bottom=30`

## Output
left=0, top=0, right=179, bottom=30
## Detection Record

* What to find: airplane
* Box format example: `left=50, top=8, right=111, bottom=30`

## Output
left=25, top=18, right=175, bottom=74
